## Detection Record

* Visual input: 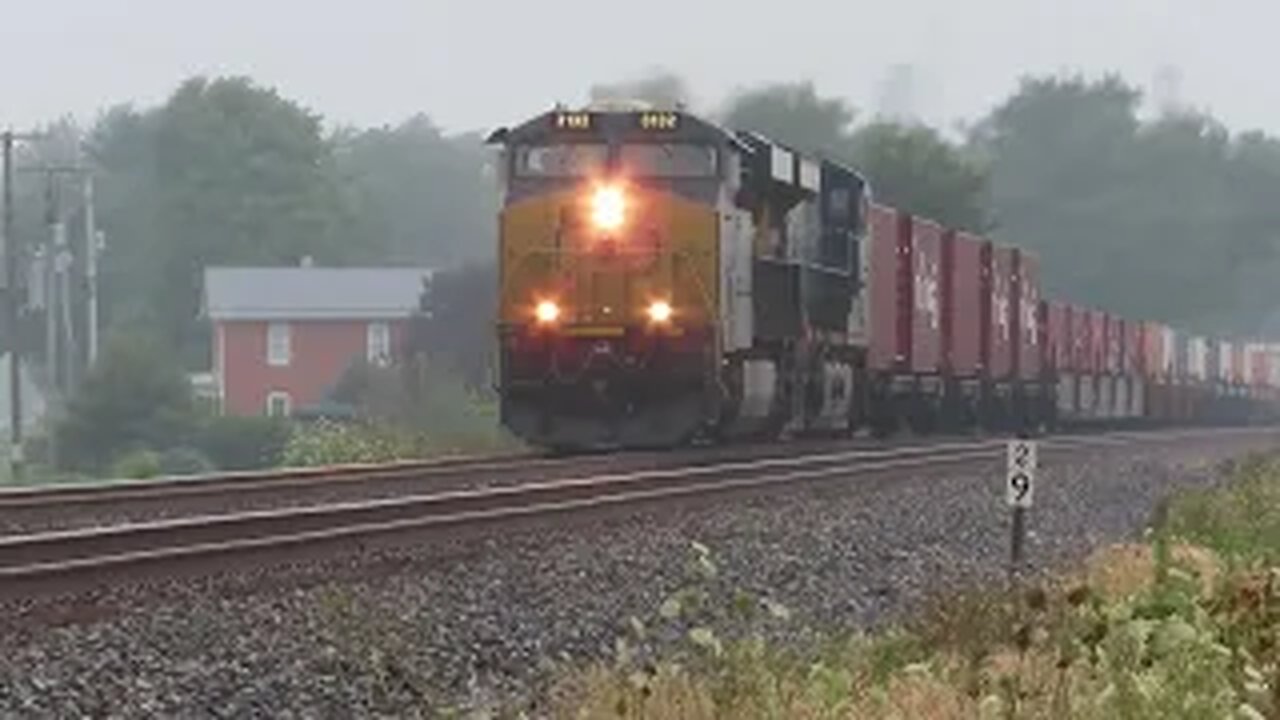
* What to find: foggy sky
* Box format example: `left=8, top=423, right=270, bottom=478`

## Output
left=0, top=0, right=1269, bottom=135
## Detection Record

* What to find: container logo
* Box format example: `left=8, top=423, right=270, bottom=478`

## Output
left=1024, top=298, right=1038, bottom=347
left=914, top=254, right=939, bottom=331
left=994, top=289, right=1010, bottom=343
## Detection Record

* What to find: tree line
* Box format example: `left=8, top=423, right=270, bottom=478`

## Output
left=26, top=71, right=1279, bottom=367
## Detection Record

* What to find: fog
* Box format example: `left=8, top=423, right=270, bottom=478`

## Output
left=0, top=0, right=1274, bottom=133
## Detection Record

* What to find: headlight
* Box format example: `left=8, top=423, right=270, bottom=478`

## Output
left=647, top=300, right=673, bottom=324
left=534, top=300, right=561, bottom=324
left=590, top=185, right=625, bottom=232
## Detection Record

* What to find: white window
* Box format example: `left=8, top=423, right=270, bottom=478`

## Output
left=267, top=322, right=291, bottom=366
left=266, top=391, right=292, bottom=417
left=367, top=321, right=391, bottom=366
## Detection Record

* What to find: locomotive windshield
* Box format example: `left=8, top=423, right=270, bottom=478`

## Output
left=619, top=143, right=718, bottom=178
left=514, top=142, right=718, bottom=180
left=515, top=144, right=608, bottom=177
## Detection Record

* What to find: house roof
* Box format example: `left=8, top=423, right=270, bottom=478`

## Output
left=203, top=266, right=433, bottom=321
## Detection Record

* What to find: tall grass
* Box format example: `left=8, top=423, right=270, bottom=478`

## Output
left=547, top=455, right=1280, bottom=719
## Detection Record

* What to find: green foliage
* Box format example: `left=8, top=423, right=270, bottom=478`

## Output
left=110, top=449, right=161, bottom=480
left=851, top=122, right=991, bottom=231
left=89, top=76, right=383, bottom=363
left=281, top=419, right=423, bottom=467
left=406, top=261, right=497, bottom=391
left=722, top=81, right=856, bottom=158
left=1167, top=455, right=1280, bottom=564
left=335, top=115, right=496, bottom=267
left=721, top=81, right=992, bottom=231
left=975, top=74, right=1280, bottom=332
left=56, top=332, right=196, bottom=472
left=193, top=414, right=291, bottom=471
left=156, top=446, right=216, bottom=477
left=325, top=350, right=513, bottom=455
left=556, top=458, right=1280, bottom=718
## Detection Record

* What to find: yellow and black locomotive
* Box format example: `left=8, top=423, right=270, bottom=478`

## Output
left=488, top=101, right=868, bottom=450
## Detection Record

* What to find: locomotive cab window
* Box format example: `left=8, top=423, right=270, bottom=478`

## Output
left=515, top=144, right=608, bottom=177
left=619, top=143, right=718, bottom=178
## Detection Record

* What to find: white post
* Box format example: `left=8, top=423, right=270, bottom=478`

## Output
left=46, top=222, right=62, bottom=391
left=84, top=173, right=99, bottom=367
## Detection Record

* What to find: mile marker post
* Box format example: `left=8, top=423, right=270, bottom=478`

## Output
left=1006, top=433, right=1037, bottom=581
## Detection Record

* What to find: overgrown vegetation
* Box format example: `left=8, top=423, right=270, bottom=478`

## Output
left=550, top=455, right=1280, bottom=718
left=41, top=322, right=514, bottom=479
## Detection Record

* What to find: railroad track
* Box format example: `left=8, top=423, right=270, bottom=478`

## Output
left=0, top=434, right=1024, bottom=535
left=3, top=427, right=1269, bottom=601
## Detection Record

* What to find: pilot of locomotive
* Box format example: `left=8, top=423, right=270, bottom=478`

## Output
left=487, top=104, right=734, bottom=450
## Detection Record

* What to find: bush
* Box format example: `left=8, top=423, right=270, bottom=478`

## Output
left=194, top=415, right=291, bottom=471
left=110, top=449, right=162, bottom=480
left=57, top=331, right=196, bottom=472
left=156, top=446, right=216, bottom=476
left=281, top=420, right=423, bottom=467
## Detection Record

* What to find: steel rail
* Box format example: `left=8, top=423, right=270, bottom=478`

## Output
left=0, top=450, right=541, bottom=508
left=3, top=427, right=1265, bottom=600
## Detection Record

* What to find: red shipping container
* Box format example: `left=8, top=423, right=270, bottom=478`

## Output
left=946, top=231, right=986, bottom=377
left=1044, top=302, right=1060, bottom=372
left=1090, top=310, right=1107, bottom=374
left=910, top=218, right=943, bottom=374
left=1125, top=319, right=1144, bottom=376
left=1046, top=302, right=1071, bottom=372
left=1071, top=305, right=1090, bottom=373
left=1013, top=249, right=1042, bottom=381
left=1248, top=344, right=1270, bottom=387
left=988, top=245, right=1015, bottom=380
left=1144, top=322, right=1167, bottom=380
left=1105, top=313, right=1122, bottom=375
left=1232, top=343, right=1246, bottom=385
left=866, top=203, right=905, bottom=372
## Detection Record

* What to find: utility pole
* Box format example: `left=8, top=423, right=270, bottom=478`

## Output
left=2, top=131, right=47, bottom=481
left=83, top=173, right=98, bottom=366
left=2, top=131, right=19, bottom=482
left=21, top=163, right=90, bottom=395
left=44, top=173, right=59, bottom=394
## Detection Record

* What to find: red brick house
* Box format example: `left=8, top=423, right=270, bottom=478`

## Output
left=202, top=265, right=432, bottom=416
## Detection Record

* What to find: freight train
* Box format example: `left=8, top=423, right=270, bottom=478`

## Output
left=486, top=101, right=1280, bottom=451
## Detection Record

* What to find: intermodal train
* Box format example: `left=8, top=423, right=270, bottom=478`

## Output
left=486, top=101, right=1280, bottom=451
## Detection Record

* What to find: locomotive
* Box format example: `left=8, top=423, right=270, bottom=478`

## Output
left=486, top=101, right=1280, bottom=451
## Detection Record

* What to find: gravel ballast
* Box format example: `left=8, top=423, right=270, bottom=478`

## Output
left=0, top=433, right=1274, bottom=717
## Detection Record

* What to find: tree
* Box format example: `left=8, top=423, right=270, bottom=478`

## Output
left=721, top=81, right=855, bottom=157
left=849, top=122, right=990, bottom=231
left=721, top=82, right=990, bottom=230
left=974, top=74, right=1280, bottom=333
left=408, top=262, right=497, bottom=391
left=88, top=77, right=377, bottom=365
left=335, top=115, right=497, bottom=267
left=56, top=332, right=196, bottom=471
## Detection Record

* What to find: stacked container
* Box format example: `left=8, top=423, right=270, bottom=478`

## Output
left=988, top=245, right=1016, bottom=381
left=909, top=217, right=943, bottom=375
left=1232, top=343, right=1246, bottom=389
left=1047, top=302, right=1074, bottom=417
left=1014, top=249, right=1042, bottom=382
left=947, top=232, right=986, bottom=379
left=1188, top=337, right=1209, bottom=384
left=866, top=204, right=905, bottom=372
left=1218, top=340, right=1233, bottom=388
